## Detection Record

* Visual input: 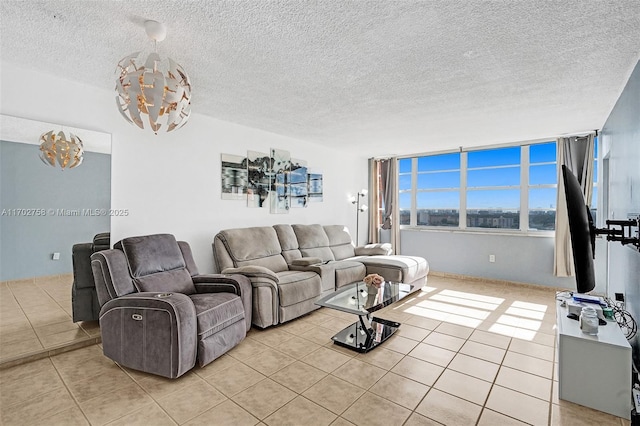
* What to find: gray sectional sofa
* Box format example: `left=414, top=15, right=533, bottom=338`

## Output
left=213, top=224, right=428, bottom=328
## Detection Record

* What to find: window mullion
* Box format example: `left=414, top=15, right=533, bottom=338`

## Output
left=520, top=146, right=529, bottom=231
left=411, top=157, right=417, bottom=226
left=460, top=151, right=467, bottom=229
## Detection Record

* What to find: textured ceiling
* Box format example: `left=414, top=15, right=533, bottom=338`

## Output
left=1, top=1, right=639, bottom=156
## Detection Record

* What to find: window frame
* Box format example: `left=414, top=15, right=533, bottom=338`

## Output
left=591, top=138, right=599, bottom=224
left=415, top=153, right=461, bottom=227
left=527, top=141, right=558, bottom=231
left=398, top=140, right=561, bottom=234
left=466, top=146, right=522, bottom=231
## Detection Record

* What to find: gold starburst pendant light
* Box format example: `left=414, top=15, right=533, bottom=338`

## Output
left=115, top=20, right=192, bottom=134
left=39, top=130, right=84, bottom=170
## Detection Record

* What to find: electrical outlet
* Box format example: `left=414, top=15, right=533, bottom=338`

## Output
left=489, top=255, right=496, bottom=263
left=52, top=252, right=60, bottom=260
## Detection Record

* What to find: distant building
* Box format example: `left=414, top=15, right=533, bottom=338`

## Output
left=401, top=209, right=556, bottom=230
left=467, top=210, right=518, bottom=229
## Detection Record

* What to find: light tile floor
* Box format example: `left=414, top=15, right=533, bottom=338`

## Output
left=0, top=275, right=100, bottom=365
left=0, top=275, right=631, bottom=425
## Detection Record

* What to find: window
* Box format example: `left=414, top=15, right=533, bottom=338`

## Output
left=398, top=158, right=412, bottom=225
left=399, top=141, right=563, bottom=232
left=528, top=142, right=557, bottom=230
left=467, top=147, right=520, bottom=229
left=416, top=153, right=460, bottom=227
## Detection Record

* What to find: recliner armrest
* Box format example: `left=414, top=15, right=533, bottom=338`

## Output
left=289, top=262, right=333, bottom=274
left=290, top=257, right=323, bottom=266
left=193, top=274, right=252, bottom=332
left=99, top=292, right=196, bottom=318
left=193, top=274, right=250, bottom=296
left=222, top=266, right=279, bottom=283
left=355, top=243, right=393, bottom=256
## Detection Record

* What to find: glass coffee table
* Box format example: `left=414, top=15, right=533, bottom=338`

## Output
left=315, top=281, right=414, bottom=353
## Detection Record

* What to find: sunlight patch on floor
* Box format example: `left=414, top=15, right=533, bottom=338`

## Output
left=418, top=286, right=439, bottom=295
left=405, top=305, right=450, bottom=321
left=438, top=289, right=505, bottom=305
left=511, top=300, right=548, bottom=312
left=414, top=300, right=492, bottom=320
left=404, top=304, right=483, bottom=327
left=403, top=288, right=488, bottom=328
left=488, top=323, right=538, bottom=340
left=398, top=287, right=552, bottom=341
left=443, top=315, right=484, bottom=328
left=402, top=288, right=504, bottom=329
left=496, top=314, right=542, bottom=331
left=486, top=299, right=548, bottom=341
left=504, top=306, right=545, bottom=320
left=430, top=294, right=502, bottom=311
left=397, top=286, right=439, bottom=305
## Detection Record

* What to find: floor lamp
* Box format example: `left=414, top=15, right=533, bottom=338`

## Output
left=351, top=189, right=368, bottom=246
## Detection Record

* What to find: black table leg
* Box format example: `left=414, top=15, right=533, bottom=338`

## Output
left=330, top=316, right=402, bottom=353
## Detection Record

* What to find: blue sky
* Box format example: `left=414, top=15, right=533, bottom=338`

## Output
left=399, top=141, right=597, bottom=212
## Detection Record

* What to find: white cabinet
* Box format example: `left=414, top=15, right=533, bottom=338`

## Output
left=556, top=299, right=631, bottom=419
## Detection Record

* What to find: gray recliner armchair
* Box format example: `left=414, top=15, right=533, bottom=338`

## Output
left=91, top=234, right=251, bottom=378
left=71, top=232, right=110, bottom=322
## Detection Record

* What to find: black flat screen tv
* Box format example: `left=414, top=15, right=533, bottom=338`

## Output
left=561, top=165, right=596, bottom=294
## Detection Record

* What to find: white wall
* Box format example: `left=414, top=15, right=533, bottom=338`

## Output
left=399, top=229, right=576, bottom=288
left=599, top=59, right=640, bottom=368
left=5, top=60, right=620, bottom=291
left=0, top=62, right=369, bottom=273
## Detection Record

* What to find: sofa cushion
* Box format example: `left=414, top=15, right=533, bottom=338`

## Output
left=323, top=225, right=356, bottom=260
left=276, top=271, right=322, bottom=307
left=189, top=292, right=245, bottom=340
left=355, top=243, right=393, bottom=256
left=334, top=261, right=367, bottom=288
left=134, top=268, right=196, bottom=295
left=293, top=224, right=335, bottom=261
left=217, top=227, right=289, bottom=273
left=178, top=241, right=200, bottom=277
left=274, top=224, right=302, bottom=264
left=355, top=255, right=429, bottom=284
left=329, top=244, right=356, bottom=261
left=120, top=234, right=186, bottom=278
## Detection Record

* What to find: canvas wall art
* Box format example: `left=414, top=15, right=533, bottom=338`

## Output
left=221, top=154, right=247, bottom=200
left=308, top=173, right=323, bottom=202
left=270, top=148, right=291, bottom=214
left=290, top=159, right=308, bottom=208
left=246, top=150, right=271, bottom=208
left=220, top=148, right=322, bottom=212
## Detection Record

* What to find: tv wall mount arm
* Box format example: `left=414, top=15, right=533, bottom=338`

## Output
left=594, top=216, right=640, bottom=251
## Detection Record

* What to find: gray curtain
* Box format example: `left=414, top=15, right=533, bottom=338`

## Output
left=380, top=159, right=393, bottom=230
left=390, top=157, right=400, bottom=254
left=368, top=158, right=380, bottom=243
left=369, top=158, right=400, bottom=253
left=554, top=134, right=595, bottom=277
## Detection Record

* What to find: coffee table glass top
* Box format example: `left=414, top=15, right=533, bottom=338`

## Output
left=315, top=281, right=414, bottom=316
